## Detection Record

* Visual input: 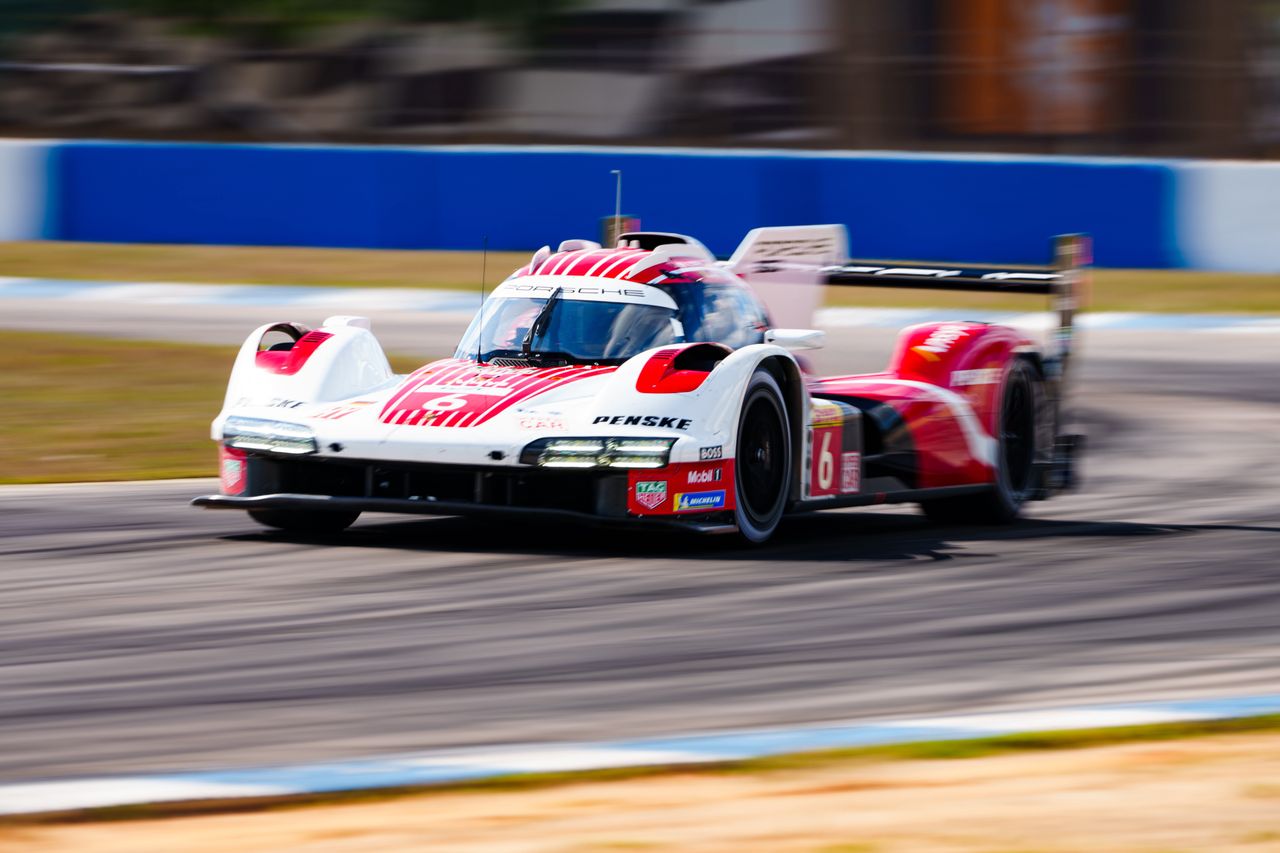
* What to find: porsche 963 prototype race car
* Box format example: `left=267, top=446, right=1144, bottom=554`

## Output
left=194, top=226, right=1087, bottom=543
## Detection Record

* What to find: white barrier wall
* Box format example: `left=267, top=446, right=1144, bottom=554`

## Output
left=0, top=140, right=50, bottom=241
left=1177, top=162, right=1280, bottom=272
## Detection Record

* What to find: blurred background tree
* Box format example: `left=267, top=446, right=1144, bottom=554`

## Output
left=0, top=0, right=581, bottom=44
left=108, top=0, right=578, bottom=39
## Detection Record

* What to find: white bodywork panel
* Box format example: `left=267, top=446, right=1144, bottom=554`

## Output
left=487, top=276, right=679, bottom=308
left=214, top=312, right=803, bottom=472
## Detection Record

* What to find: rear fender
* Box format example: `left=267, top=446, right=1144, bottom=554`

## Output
left=889, top=321, right=1036, bottom=435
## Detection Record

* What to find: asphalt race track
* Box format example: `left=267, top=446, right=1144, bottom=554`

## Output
left=0, top=296, right=474, bottom=354
left=2, top=303, right=1280, bottom=784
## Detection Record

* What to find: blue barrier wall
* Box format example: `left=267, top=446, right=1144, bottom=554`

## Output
left=44, top=142, right=1185, bottom=268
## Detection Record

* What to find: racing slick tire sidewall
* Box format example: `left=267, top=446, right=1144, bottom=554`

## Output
left=922, top=358, right=1039, bottom=525
left=991, top=358, right=1040, bottom=517
left=734, top=369, right=791, bottom=544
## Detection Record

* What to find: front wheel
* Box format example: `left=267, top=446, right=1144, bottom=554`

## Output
left=734, top=369, right=791, bottom=543
left=921, top=359, right=1040, bottom=525
left=248, top=508, right=361, bottom=534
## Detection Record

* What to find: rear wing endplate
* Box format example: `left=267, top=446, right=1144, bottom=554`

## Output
left=823, top=233, right=1091, bottom=386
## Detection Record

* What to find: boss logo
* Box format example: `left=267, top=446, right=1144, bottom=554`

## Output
left=699, top=445, right=723, bottom=460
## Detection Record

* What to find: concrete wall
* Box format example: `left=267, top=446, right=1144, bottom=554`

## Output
left=0, top=141, right=54, bottom=241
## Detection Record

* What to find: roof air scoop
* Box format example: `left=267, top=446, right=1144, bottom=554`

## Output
left=557, top=239, right=602, bottom=253
left=528, top=245, right=552, bottom=273
left=616, top=232, right=715, bottom=260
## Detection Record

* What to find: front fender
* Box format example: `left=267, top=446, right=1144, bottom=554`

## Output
left=213, top=318, right=397, bottom=439
left=586, top=343, right=803, bottom=465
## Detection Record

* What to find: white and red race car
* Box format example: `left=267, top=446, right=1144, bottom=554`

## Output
left=194, top=226, right=1086, bottom=543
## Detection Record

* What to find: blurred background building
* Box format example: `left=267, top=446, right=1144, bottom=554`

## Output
left=0, top=0, right=1275, bottom=157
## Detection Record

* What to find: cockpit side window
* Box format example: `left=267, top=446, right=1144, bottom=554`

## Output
left=665, top=278, right=767, bottom=350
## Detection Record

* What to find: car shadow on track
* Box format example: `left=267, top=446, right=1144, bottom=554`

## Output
left=222, top=509, right=1266, bottom=564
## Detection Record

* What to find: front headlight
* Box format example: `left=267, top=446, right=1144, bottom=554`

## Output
left=222, top=416, right=318, bottom=455
left=521, top=437, right=675, bottom=469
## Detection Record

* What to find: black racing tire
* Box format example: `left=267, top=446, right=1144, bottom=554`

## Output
left=921, top=359, right=1039, bottom=525
left=248, top=508, right=361, bottom=534
left=734, top=369, right=791, bottom=544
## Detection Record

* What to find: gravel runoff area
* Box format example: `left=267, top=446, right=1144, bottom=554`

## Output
left=4, top=731, right=1280, bottom=852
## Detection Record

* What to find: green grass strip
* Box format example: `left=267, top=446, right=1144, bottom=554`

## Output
left=0, top=332, right=424, bottom=484
left=3, top=242, right=1280, bottom=313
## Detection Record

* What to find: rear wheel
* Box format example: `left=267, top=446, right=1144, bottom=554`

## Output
left=921, top=359, right=1039, bottom=525
left=248, top=509, right=361, bottom=534
left=734, top=370, right=791, bottom=543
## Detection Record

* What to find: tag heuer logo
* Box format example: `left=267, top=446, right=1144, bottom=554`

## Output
left=635, top=480, right=667, bottom=510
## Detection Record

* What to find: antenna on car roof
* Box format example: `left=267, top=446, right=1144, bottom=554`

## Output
left=476, top=236, right=488, bottom=365
left=610, top=169, right=622, bottom=246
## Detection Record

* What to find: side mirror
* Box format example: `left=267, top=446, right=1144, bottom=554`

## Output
left=765, top=328, right=825, bottom=351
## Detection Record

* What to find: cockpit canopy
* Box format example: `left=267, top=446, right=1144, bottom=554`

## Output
left=454, top=273, right=768, bottom=366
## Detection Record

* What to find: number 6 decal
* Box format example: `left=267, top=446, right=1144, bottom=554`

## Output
left=809, top=424, right=842, bottom=498
left=421, top=393, right=470, bottom=412
left=817, top=431, right=835, bottom=490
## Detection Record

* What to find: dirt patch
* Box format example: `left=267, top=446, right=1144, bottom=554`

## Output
left=6, top=733, right=1280, bottom=852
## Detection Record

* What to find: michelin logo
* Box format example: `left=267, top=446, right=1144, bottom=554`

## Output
left=675, top=490, right=726, bottom=512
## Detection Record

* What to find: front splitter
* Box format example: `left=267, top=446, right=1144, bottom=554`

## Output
left=192, top=492, right=739, bottom=535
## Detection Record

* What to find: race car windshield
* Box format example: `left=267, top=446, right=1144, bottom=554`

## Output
left=455, top=296, right=683, bottom=365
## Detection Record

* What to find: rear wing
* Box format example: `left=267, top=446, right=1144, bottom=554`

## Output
left=823, top=233, right=1091, bottom=387
left=723, top=224, right=849, bottom=330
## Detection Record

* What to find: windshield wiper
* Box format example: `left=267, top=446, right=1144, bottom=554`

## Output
left=521, top=286, right=563, bottom=357
left=483, top=349, right=621, bottom=368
